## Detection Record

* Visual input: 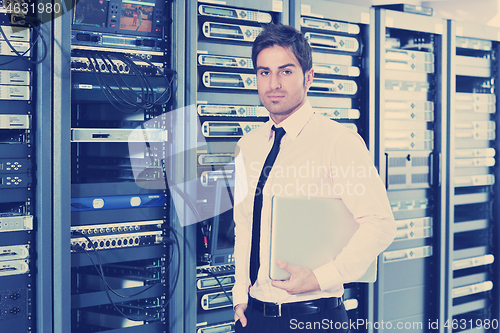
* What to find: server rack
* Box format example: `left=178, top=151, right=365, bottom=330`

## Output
left=62, top=0, right=183, bottom=331
left=374, top=8, right=447, bottom=331
left=0, top=5, right=47, bottom=331
left=446, top=20, right=500, bottom=333
left=290, top=0, right=374, bottom=328
left=185, top=1, right=287, bottom=332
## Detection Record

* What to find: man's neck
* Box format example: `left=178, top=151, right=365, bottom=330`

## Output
left=269, top=100, right=307, bottom=124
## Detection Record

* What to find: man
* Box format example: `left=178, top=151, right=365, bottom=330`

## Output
left=232, top=24, right=396, bottom=332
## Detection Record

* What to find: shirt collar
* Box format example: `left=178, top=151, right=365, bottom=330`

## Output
left=267, top=99, right=314, bottom=142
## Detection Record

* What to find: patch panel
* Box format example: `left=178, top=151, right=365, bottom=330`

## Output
left=71, top=57, right=131, bottom=74
left=196, top=264, right=235, bottom=277
left=70, top=56, right=164, bottom=75
left=70, top=220, right=164, bottom=235
left=70, top=230, right=163, bottom=252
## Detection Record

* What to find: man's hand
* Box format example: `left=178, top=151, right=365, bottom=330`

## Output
left=234, top=303, right=248, bottom=327
left=271, top=259, right=321, bottom=294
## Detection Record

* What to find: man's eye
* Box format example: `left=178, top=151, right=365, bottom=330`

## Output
left=282, top=70, right=291, bottom=75
left=260, top=71, right=269, bottom=76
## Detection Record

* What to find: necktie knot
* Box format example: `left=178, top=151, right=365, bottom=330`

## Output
left=272, top=125, right=286, bottom=143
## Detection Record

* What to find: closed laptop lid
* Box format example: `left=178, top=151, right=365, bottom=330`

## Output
left=269, top=195, right=376, bottom=282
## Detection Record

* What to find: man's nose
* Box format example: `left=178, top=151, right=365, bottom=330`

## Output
left=270, top=73, right=282, bottom=90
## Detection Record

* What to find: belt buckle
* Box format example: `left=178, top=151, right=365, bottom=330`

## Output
left=263, top=303, right=281, bottom=318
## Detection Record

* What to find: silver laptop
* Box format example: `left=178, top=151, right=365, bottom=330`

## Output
left=269, top=196, right=377, bottom=283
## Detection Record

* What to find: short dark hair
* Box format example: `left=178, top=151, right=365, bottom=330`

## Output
left=252, top=23, right=313, bottom=74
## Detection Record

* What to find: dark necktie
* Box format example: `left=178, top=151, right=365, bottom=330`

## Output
left=249, top=125, right=286, bottom=285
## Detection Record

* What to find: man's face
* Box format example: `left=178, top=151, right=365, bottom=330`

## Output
left=255, top=45, right=314, bottom=124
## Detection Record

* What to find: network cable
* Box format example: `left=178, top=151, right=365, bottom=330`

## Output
left=0, top=17, right=47, bottom=66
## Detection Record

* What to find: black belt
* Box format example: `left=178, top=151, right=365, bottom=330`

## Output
left=248, top=296, right=342, bottom=318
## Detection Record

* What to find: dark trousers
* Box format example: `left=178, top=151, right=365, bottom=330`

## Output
left=235, top=302, right=349, bottom=333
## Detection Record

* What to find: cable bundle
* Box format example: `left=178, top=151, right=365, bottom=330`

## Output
left=76, top=50, right=176, bottom=114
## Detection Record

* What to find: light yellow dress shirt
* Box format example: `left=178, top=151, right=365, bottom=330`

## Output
left=232, top=99, right=397, bottom=306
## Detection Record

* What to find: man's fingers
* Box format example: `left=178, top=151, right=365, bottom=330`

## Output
left=272, top=279, right=296, bottom=294
left=271, top=279, right=287, bottom=289
left=236, top=309, right=247, bottom=327
left=234, top=304, right=248, bottom=327
left=239, top=314, right=248, bottom=327
left=277, top=259, right=294, bottom=272
left=272, top=263, right=320, bottom=295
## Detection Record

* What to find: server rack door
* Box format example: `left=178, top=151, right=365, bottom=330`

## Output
left=374, top=8, right=447, bottom=332
left=36, top=18, right=56, bottom=333
left=186, top=1, right=288, bottom=332
left=290, top=1, right=373, bottom=330
left=446, top=20, right=499, bottom=333
left=53, top=8, right=73, bottom=333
